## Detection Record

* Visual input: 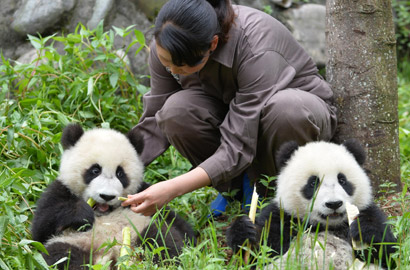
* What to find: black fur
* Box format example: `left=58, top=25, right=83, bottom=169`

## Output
left=32, top=178, right=196, bottom=269
left=136, top=208, right=197, bottom=263
left=82, top=164, right=102, bottom=184
left=227, top=200, right=395, bottom=266
left=350, top=203, right=397, bottom=268
left=301, top=175, right=320, bottom=200
left=116, top=166, right=130, bottom=188
left=31, top=180, right=94, bottom=243
left=43, top=242, right=90, bottom=270
left=274, top=141, right=299, bottom=171
left=343, top=139, right=366, bottom=166
left=338, top=173, right=355, bottom=196
left=127, top=127, right=144, bottom=155
left=61, top=123, right=84, bottom=150
left=32, top=124, right=196, bottom=269
left=227, top=141, right=397, bottom=268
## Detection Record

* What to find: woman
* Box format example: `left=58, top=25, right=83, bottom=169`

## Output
left=122, top=0, right=337, bottom=216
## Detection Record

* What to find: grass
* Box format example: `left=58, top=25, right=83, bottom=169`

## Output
left=0, top=23, right=409, bottom=269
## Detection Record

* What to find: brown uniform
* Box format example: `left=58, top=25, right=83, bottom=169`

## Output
left=134, top=5, right=337, bottom=195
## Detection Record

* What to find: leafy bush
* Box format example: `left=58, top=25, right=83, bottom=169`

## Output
left=1, top=20, right=409, bottom=269
left=0, top=22, right=149, bottom=269
left=393, top=0, right=410, bottom=58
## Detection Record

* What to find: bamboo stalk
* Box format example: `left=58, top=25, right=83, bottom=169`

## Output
left=118, top=226, right=131, bottom=269
left=244, top=185, right=259, bottom=264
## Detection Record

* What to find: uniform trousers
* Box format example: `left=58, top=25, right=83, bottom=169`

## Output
left=155, top=88, right=337, bottom=197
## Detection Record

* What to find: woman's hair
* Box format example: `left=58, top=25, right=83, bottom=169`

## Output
left=154, top=0, right=235, bottom=67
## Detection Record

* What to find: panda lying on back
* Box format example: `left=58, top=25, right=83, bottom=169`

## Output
left=227, top=140, right=396, bottom=269
left=32, top=123, right=196, bottom=269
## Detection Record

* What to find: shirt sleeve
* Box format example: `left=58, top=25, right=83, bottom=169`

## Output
left=199, top=50, right=297, bottom=186
left=134, top=43, right=181, bottom=166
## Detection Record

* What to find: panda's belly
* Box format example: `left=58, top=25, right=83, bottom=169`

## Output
left=46, top=207, right=151, bottom=262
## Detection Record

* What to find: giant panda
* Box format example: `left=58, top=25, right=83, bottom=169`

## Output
left=31, top=123, right=196, bottom=269
left=227, top=140, right=396, bottom=269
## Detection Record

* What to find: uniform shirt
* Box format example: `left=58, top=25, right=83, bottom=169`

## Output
left=135, top=5, right=333, bottom=187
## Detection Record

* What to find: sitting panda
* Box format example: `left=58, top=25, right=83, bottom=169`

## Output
left=227, top=140, right=396, bottom=269
left=31, top=123, right=196, bottom=269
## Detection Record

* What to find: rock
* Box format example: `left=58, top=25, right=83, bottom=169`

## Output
left=87, top=0, right=115, bottom=29
left=0, top=0, right=24, bottom=60
left=135, top=0, right=167, bottom=20
left=1, top=0, right=328, bottom=81
left=11, top=0, right=76, bottom=35
left=283, top=4, right=327, bottom=67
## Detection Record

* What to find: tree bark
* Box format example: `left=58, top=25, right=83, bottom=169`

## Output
left=326, top=0, right=401, bottom=193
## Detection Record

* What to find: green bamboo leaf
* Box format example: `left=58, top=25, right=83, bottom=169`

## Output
left=112, top=25, right=125, bottom=37
left=0, top=216, right=8, bottom=247
left=0, top=259, right=10, bottom=270
left=27, top=35, right=42, bottom=50
left=134, top=30, right=146, bottom=46
left=19, top=240, right=49, bottom=255
left=33, top=252, right=50, bottom=269
left=87, top=77, right=94, bottom=96
left=109, top=72, right=119, bottom=88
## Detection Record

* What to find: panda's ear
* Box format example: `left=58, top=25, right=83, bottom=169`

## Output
left=61, top=123, right=84, bottom=150
left=275, top=141, right=299, bottom=171
left=127, top=128, right=144, bottom=155
left=342, top=139, right=366, bottom=165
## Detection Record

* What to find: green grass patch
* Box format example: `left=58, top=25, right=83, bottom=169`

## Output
left=0, top=22, right=409, bottom=269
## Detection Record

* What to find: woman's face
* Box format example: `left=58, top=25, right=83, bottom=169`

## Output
left=156, top=44, right=209, bottom=76
left=156, top=35, right=218, bottom=76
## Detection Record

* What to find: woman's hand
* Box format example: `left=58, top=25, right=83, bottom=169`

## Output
left=122, top=180, right=176, bottom=216
left=122, top=167, right=211, bottom=216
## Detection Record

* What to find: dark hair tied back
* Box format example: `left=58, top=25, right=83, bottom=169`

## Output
left=206, top=0, right=235, bottom=43
left=154, top=0, right=234, bottom=67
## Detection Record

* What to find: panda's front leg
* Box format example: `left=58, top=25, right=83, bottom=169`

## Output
left=226, top=215, right=259, bottom=253
left=226, top=202, right=293, bottom=256
left=349, top=203, right=396, bottom=267
left=43, top=241, right=91, bottom=270
left=32, top=180, right=95, bottom=243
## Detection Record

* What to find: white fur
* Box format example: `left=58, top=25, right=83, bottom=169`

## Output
left=58, top=128, right=144, bottom=202
left=274, top=141, right=373, bottom=226
left=46, top=208, right=151, bottom=265
left=266, top=232, right=354, bottom=270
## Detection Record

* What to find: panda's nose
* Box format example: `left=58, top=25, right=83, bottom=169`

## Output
left=325, top=200, right=343, bottom=210
left=100, top=194, right=116, bottom=202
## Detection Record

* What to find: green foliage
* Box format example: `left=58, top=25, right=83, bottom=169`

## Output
left=1, top=20, right=409, bottom=269
left=398, top=61, right=410, bottom=184
left=0, top=21, right=147, bottom=269
left=392, top=0, right=410, bottom=58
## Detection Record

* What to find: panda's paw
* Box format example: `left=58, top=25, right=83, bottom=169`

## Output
left=58, top=200, right=95, bottom=232
left=349, top=218, right=386, bottom=245
left=74, top=202, right=95, bottom=230
left=226, top=215, right=257, bottom=252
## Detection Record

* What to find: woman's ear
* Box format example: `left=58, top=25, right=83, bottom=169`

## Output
left=210, top=35, right=219, bottom=51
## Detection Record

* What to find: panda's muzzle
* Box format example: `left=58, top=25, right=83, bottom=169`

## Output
left=93, top=194, right=117, bottom=215
left=320, top=211, right=344, bottom=220
left=93, top=203, right=114, bottom=215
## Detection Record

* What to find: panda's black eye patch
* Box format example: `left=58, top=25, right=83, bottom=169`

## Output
left=309, top=176, right=320, bottom=188
left=84, top=164, right=102, bottom=184
left=338, top=173, right=355, bottom=195
left=302, top=175, right=320, bottom=200
left=116, top=166, right=129, bottom=188
left=338, top=173, right=347, bottom=185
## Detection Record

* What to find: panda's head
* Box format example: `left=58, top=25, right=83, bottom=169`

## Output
left=273, top=140, right=373, bottom=227
left=58, top=123, right=144, bottom=216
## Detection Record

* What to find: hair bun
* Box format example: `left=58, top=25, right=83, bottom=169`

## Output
left=206, top=0, right=220, bottom=7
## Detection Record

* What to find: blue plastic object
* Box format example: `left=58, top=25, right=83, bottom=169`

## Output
left=209, top=192, right=228, bottom=218
left=242, top=173, right=253, bottom=213
left=209, top=173, right=253, bottom=217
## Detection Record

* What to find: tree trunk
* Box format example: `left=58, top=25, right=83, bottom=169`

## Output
left=326, top=0, right=401, bottom=194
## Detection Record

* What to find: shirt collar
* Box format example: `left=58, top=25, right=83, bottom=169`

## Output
left=210, top=17, right=240, bottom=68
